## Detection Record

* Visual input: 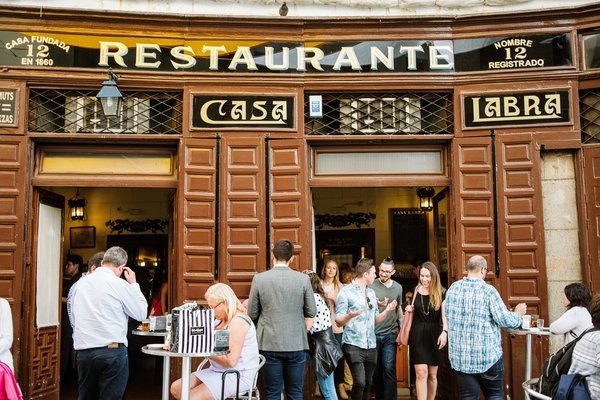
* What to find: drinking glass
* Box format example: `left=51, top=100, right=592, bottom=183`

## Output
left=537, top=318, right=544, bottom=329
left=531, top=314, right=539, bottom=328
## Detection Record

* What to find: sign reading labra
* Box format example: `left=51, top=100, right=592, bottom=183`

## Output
left=464, top=91, right=570, bottom=128
left=0, top=31, right=571, bottom=73
left=192, top=96, right=294, bottom=129
left=0, top=89, right=17, bottom=126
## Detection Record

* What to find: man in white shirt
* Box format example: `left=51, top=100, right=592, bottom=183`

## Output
left=72, top=246, right=147, bottom=400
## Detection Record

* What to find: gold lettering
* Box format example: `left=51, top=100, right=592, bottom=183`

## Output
left=545, top=94, right=561, bottom=115
left=429, top=46, right=454, bottom=70
left=503, top=97, right=519, bottom=117
left=265, top=47, right=289, bottom=71
left=98, top=41, right=128, bottom=67
left=484, top=98, right=501, bottom=118
left=399, top=46, right=424, bottom=71
left=251, top=101, right=267, bottom=120
left=228, top=47, right=258, bottom=71
left=135, top=44, right=161, bottom=68
left=523, top=95, right=541, bottom=116
left=333, top=47, right=362, bottom=71
left=230, top=101, right=247, bottom=120
left=171, top=46, right=196, bottom=69
left=202, top=45, right=227, bottom=71
left=296, top=47, right=325, bottom=72
left=370, top=47, right=394, bottom=71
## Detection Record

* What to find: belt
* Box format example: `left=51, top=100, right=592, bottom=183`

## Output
left=79, top=342, right=125, bottom=351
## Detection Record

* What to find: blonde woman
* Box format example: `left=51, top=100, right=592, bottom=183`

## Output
left=321, top=260, right=349, bottom=399
left=404, top=262, right=447, bottom=400
left=170, top=283, right=260, bottom=400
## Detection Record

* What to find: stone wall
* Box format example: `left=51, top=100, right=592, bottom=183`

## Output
left=541, top=151, right=582, bottom=353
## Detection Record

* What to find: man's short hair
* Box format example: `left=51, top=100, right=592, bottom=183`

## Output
left=466, top=255, right=486, bottom=272
left=102, top=246, right=128, bottom=267
left=380, top=256, right=394, bottom=267
left=88, top=252, right=105, bottom=269
left=66, top=254, right=83, bottom=267
left=272, top=239, right=294, bottom=262
left=355, top=258, right=374, bottom=277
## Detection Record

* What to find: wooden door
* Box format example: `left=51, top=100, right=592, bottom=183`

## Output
left=23, top=189, right=64, bottom=399
left=583, top=145, right=600, bottom=293
left=268, top=138, right=311, bottom=270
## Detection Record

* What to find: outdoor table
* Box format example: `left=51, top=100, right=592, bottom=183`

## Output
left=507, top=327, right=551, bottom=400
left=142, top=345, right=229, bottom=400
left=132, top=329, right=168, bottom=399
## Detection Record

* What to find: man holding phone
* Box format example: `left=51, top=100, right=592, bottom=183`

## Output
left=72, top=246, right=147, bottom=400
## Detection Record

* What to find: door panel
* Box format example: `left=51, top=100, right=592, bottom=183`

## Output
left=178, top=139, right=217, bottom=303
left=269, top=138, right=310, bottom=270
left=0, top=138, right=25, bottom=388
left=220, top=135, right=265, bottom=297
left=583, top=145, right=600, bottom=293
left=25, top=189, right=64, bottom=400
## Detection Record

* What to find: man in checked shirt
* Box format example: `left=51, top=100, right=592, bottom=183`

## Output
left=444, top=255, right=527, bottom=399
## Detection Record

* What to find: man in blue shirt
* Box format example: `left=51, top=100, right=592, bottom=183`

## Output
left=444, top=255, right=527, bottom=399
left=336, top=258, right=397, bottom=400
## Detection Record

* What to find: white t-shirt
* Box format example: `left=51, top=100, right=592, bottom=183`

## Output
left=550, top=306, right=594, bottom=344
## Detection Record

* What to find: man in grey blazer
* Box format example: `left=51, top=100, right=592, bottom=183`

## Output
left=248, top=239, right=317, bottom=400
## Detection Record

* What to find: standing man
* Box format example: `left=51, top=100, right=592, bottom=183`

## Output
left=336, top=258, right=397, bottom=400
left=72, top=246, right=147, bottom=400
left=370, top=257, right=403, bottom=400
left=247, top=239, right=317, bottom=400
left=444, top=255, right=527, bottom=399
left=60, top=253, right=83, bottom=383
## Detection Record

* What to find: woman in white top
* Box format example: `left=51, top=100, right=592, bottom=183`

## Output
left=550, top=282, right=593, bottom=344
left=0, top=298, right=13, bottom=372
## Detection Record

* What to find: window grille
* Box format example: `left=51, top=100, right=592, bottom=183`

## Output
left=581, top=89, right=600, bottom=144
left=29, top=89, right=182, bottom=134
left=305, top=92, right=453, bottom=135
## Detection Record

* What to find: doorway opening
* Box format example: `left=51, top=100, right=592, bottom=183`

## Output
left=43, top=186, right=175, bottom=400
left=312, top=186, right=449, bottom=291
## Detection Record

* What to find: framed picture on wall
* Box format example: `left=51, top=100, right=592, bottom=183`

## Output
left=70, top=226, right=96, bottom=248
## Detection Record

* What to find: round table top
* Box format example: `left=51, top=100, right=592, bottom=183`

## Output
left=141, top=345, right=229, bottom=358
left=132, top=329, right=168, bottom=337
left=506, top=327, right=551, bottom=336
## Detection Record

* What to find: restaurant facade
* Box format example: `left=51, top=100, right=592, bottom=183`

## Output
left=1, top=2, right=600, bottom=399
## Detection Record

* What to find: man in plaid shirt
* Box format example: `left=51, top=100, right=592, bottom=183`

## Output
left=444, top=255, right=527, bottom=399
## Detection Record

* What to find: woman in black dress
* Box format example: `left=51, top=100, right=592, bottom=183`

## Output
left=405, top=261, right=447, bottom=400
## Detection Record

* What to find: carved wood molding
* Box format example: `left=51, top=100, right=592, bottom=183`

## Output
left=314, top=212, right=376, bottom=230
left=105, top=219, right=168, bottom=234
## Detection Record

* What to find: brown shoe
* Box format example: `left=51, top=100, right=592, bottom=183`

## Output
left=338, top=384, right=349, bottom=399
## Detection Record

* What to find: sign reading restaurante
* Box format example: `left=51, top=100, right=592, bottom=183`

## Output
left=0, top=31, right=571, bottom=73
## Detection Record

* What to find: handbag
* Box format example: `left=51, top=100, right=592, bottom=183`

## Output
left=396, top=286, right=417, bottom=347
left=170, top=303, right=215, bottom=353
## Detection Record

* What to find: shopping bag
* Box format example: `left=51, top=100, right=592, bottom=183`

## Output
left=170, top=303, right=214, bottom=353
left=396, top=286, right=417, bottom=347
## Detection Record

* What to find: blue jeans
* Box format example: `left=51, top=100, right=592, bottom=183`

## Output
left=261, top=350, right=309, bottom=400
left=318, top=371, right=339, bottom=400
left=343, top=344, right=377, bottom=400
left=374, top=333, right=397, bottom=400
left=76, top=345, right=128, bottom=400
left=454, top=357, right=504, bottom=400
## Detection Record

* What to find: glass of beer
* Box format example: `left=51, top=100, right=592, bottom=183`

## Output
left=142, top=319, right=150, bottom=332
left=531, top=314, right=539, bottom=328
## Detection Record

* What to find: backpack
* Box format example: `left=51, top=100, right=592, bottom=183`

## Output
left=538, top=328, right=600, bottom=396
left=552, top=374, right=591, bottom=400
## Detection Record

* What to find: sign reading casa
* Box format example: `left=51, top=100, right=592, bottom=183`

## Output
left=0, top=31, right=571, bottom=73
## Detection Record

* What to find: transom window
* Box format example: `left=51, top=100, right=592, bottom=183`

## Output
left=28, top=89, right=183, bottom=134
left=304, top=92, right=453, bottom=136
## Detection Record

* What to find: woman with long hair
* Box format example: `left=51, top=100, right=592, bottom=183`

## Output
left=170, top=283, right=260, bottom=400
left=404, top=261, right=447, bottom=400
left=550, top=282, right=593, bottom=344
left=321, top=260, right=348, bottom=399
left=303, top=270, right=342, bottom=400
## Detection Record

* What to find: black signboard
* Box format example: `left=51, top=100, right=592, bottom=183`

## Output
left=0, top=31, right=573, bottom=74
left=0, top=89, right=17, bottom=126
left=464, top=91, right=570, bottom=128
left=454, top=34, right=571, bottom=71
left=192, top=96, right=295, bottom=129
